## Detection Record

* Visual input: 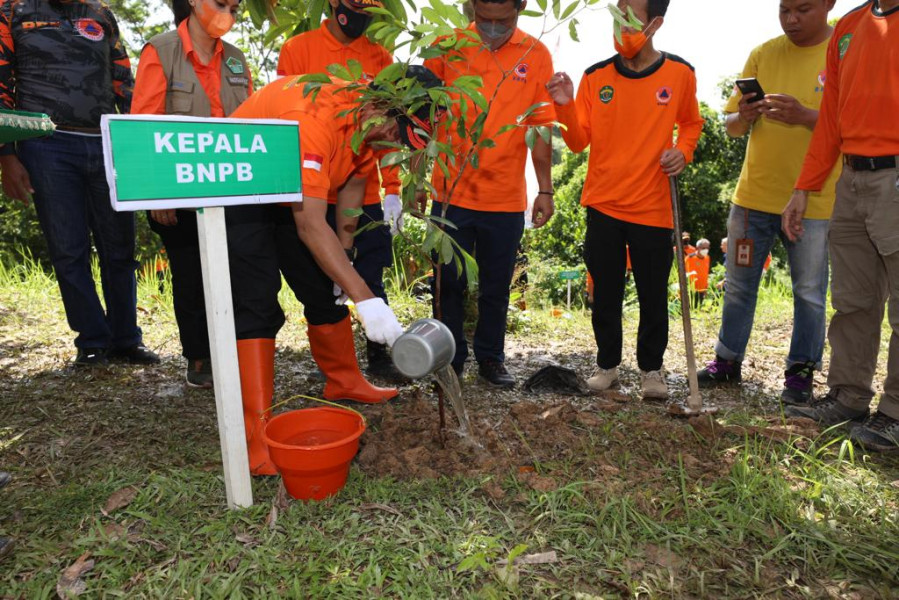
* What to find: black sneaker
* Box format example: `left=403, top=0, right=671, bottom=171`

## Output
left=849, top=411, right=899, bottom=452
left=74, top=347, right=109, bottom=367
left=108, top=344, right=160, bottom=365
left=697, top=356, right=741, bottom=386
left=365, top=341, right=409, bottom=383
left=784, top=392, right=869, bottom=427
left=186, top=358, right=213, bottom=389
left=781, top=361, right=815, bottom=406
left=478, top=360, right=515, bottom=389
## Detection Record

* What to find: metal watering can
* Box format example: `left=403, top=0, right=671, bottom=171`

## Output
left=391, top=318, right=456, bottom=379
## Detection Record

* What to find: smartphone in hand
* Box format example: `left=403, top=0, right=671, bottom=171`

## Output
left=735, top=78, right=765, bottom=101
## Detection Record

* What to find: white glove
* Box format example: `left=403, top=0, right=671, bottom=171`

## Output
left=383, top=194, right=403, bottom=236
left=332, top=282, right=348, bottom=305
left=356, top=297, right=404, bottom=347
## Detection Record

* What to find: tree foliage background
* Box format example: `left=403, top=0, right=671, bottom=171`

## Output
left=0, top=0, right=747, bottom=291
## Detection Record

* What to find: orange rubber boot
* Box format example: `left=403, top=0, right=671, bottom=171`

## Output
left=236, top=338, right=278, bottom=476
left=308, top=316, right=398, bottom=404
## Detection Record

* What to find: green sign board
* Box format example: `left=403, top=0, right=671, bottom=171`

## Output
left=101, top=115, right=302, bottom=211
left=559, top=270, right=580, bottom=280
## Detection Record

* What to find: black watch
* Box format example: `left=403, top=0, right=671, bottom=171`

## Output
left=344, top=247, right=357, bottom=262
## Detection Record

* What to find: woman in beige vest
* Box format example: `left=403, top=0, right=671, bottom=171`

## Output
left=131, top=0, right=251, bottom=389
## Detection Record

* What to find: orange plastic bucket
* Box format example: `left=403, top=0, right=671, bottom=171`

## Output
left=263, top=407, right=365, bottom=501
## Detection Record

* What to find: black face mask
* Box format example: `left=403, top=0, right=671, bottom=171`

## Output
left=335, top=3, right=372, bottom=40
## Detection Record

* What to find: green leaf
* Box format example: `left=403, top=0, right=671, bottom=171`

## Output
left=569, top=18, right=579, bottom=42
left=297, top=72, right=332, bottom=84
left=552, top=0, right=560, bottom=20
left=537, top=125, right=551, bottom=144
left=326, top=62, right=354, bottom=81
left=439, top=233, right=454, bottom=264
left=351, top=130, right=364, bottom=155
left=341, top=207, right=364, bottom=218
left=520, top=9, right=542, bottom=17
left=426, top=214, right=459, bottom=229
left=374, top=62, right=406, bottom=85
left=346, top=59, right=363, bottom=81
left=460, top=247, right=478, bottom=291
left=525, top=127, right=537, bottom=150
left=560, top=1, right=578, bottom=20
left=380, top=151, right=408, bottom=167
left=536, top=0, right=547, bottom=12
left=496, top=123, right=518, bottom=136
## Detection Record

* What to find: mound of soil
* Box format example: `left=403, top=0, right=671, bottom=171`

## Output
left=352, top=390, right=779, bottom=490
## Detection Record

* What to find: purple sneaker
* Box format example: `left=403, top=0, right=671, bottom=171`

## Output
left=697, top=356, right=741, bottom=387
left=781, top=361, right=815, bottom=406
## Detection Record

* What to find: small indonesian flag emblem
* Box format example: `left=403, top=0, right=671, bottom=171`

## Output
left=302, top=153, right=323, bottom=172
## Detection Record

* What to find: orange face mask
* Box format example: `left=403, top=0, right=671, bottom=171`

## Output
left=195, top=1, right=235, bottom=39
left=613, top=18, right=657, bottom=59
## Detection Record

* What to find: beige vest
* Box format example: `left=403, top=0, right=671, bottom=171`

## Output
left=147, top=30, right=250, bottom=117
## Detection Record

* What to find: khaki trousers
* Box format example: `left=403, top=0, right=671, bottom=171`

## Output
left=827, top=161, right=899, bottom=420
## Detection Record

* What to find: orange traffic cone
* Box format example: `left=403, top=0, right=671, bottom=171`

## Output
left=236, top=338, right=278, bottom=476
left=308, top=316, right=398, bottom=403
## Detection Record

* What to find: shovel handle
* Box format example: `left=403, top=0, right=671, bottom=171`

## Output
left=669, top=176, right=702, bottom=411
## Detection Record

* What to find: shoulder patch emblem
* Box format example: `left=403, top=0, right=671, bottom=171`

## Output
left=74, top=19, right=104, bottom=42
left=838, top=34, right=852, bottom=60
left=226, top=57, right=245, bottom=75
left=599, top=85, right=614, bottom=104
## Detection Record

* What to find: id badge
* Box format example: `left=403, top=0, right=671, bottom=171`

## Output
left=736, top=238, right=753, bottom=267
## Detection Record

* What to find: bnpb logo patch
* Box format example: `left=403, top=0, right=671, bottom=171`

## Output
left=513, top=63, right=529, bottom=81
left=655, top=86, right=672, bottom=105
left=815, top=70, right=826, bottom=93
left=74, top=19, right=104, bottom=42
left=599, top=85, right=614, bottom=104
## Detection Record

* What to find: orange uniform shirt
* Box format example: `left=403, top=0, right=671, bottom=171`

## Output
left=685, top=253, right=710, bottom=292
left=556, top=53, right=704, bottom=229
left=230, top=77, right=373, bottom=200
left=424, top=26, right=555, bottom=212
left=277, top=20, right=397, bottom=205
left=131, top=18, right=253, bottom=117
left=796, top=1, right=899, bottom=191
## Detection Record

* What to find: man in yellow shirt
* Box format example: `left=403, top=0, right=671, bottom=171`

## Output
left=697, top=0, right=838, bottom=406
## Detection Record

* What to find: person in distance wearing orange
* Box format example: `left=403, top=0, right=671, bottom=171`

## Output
left=277, top=0, right=406, bottom=382
left=783, top=0, right=899, bottom=452
left=423, top=0, right=556, bottom=388
left=132, top=0, right=253, bottom=389
left=547, top=0, right=704, bottom=400
left=227, top=66, right=442, bottom=475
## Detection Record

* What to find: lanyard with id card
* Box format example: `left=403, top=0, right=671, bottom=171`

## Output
left=735, top=208, right=753, bottom=268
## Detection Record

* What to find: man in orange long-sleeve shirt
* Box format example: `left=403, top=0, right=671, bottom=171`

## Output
left=547, top=0, right=703, bottom=400
left=783, top=0, right=899, bottom=451
left=276, top=0, right=406, bottom=381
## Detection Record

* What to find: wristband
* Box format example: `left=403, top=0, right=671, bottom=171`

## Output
left=538, top=191, right=554, bottom=196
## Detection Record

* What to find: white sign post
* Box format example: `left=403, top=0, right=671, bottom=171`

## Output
left=101, top=115, right=302, bottom=509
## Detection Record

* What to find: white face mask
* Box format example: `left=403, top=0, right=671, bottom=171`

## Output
left=699, top=249, right=709, bottom=257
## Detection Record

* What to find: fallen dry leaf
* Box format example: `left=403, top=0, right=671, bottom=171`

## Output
left=266, top=504, right=279, bottom=531
left=102, top=522, right=126, bottom=540
left=575, top=412, right=603, bottom=428
left=482, top=482, right=506, bottom=501
left=274, top=481, right=291, bottom=512
left=102, top=486, right=138, bottom=516
left=234, top=532, right=259, bottom=547
left=540, top=405, right=564, bottom=420
left=645, top=544, right=682, bottom=569
left=498, top=550, right=558, bottom=566
left=358, top=503, right=404, bottom=517
left=57, top=552, right=95, bottom=598
left=518, top=472, right=558, bottom=492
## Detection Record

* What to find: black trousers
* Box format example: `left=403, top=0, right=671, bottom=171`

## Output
left=325, top=203, right=392, bottom=304
left=225, top=204, right=347, bottom=340
left=432, top=204, right=525, bottom=368
left=148, top=210, right=209, bottom=360
left=584, top=207, right=673, bottom=372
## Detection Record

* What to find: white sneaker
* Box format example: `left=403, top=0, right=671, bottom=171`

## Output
left=587, top=367, right=618, bottom=392
left=641, top=369, right=668, bottom=399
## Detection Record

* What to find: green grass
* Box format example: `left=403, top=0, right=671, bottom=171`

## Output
left=1, top=255, right=898, bottom=598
